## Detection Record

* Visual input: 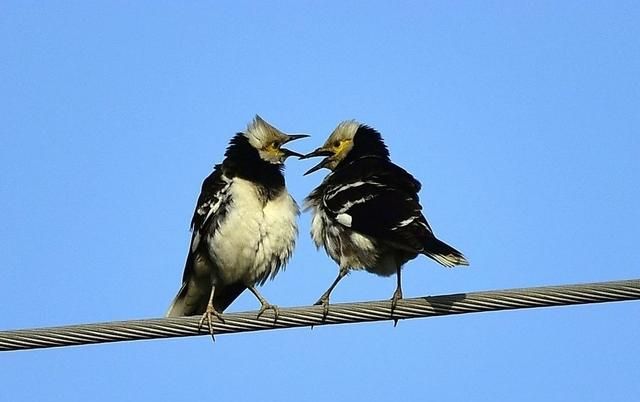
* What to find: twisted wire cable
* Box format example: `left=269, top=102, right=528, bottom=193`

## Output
left=1, top=278, right=638, bottom=352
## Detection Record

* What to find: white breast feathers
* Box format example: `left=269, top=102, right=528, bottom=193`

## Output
left=208, top=178, right=298, bottom=285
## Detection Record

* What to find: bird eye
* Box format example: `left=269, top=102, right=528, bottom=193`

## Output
left=333, top=140, right=341, bottom=148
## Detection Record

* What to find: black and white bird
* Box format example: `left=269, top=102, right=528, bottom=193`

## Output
left=167, top=116, right=307, bottom=334
left=301, top=120, right=468, bottom=313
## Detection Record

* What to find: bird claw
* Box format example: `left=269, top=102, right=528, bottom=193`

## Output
left=198, top=305, right=225, bottom=341
left=390, top=288, right=403, bottom=326
left=390, top=288, right=403, bottom=310
left=314, top=296, right=330, bottom=320
left=257, top=303, right=279, bottom=324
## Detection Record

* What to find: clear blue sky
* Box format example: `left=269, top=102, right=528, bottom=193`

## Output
left=1, top=2, right=639, bottom=401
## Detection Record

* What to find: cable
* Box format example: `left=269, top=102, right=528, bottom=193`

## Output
left=1, top=278, right=638, bottom=352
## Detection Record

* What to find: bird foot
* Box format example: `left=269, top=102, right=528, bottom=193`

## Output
left=390, top=288, right=403, bottom=310
left=198, top=305, right=225, bottom=340
left=257, top=302, right=280, bottom=324
left=390, top=288, right=403, bottom=327
left=314, top=295, right=330, bottom=320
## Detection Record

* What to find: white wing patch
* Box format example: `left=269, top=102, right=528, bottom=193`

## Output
left=326, top=181, right=366, bottom=197
left=336, top=213, right=352, bottom=227
left=325, top=180, right=385, bottom=200
left=190, top=175, right=232, bottom=253
left=333, top=194, right=377, bottom=214
left=191, top=232, right=202, bottom=253
left=392, top=216, right=418, bottom=230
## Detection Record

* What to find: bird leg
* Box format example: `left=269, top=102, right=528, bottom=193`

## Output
left=248, top=285, right=279, bottom=323
left=390, top=267, right=403, bottom=326
left=198, top=285, right=225, bottom=340
left=314, top=268, right=349, bottom=319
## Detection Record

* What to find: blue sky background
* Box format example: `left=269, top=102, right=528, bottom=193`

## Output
left=1, top=2, right=639, bottom=401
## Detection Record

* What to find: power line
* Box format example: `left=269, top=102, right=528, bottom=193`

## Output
left=1, top=278, right=638, bottom=352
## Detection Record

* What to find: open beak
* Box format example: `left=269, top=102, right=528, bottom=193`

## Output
left=300, top=147, right=334, bottom=175
left=281, top=148, right=305, bottom=158
left=280, top=134, right=310, bottom=159
left=284, top=134, right=310, bottom=143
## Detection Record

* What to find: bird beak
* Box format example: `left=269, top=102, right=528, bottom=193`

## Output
left=299, top=147, right=333, bottom=160
left=300, top=147, right=334, bottom=175
left=281, top=148, right=305, bottom=158
left=283, top=134, right=310, bottom=143
left=280, top=134, right=309, bottom=159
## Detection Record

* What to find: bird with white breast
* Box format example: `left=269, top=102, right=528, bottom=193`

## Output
left=167, top=116, right=308, bottom=336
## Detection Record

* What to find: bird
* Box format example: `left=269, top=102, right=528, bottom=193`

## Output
left=301, top=120, right=468, bottom=316
left=166, top=115, right=308, bottom=335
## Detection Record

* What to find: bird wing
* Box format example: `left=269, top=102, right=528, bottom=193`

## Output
left=167, top=165, right=239, bottom=317
left=189, top=164, right=232, bottom=255
left=322, top=158, right=432, bottom=253
left=329, top=156, right=422, bottom=198
left=324, top=183, right=432, bottom=253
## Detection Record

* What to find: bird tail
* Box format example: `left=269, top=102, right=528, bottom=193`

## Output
left=166, top=282, right=190, bottom=317
left=423, top=237, right=469, bottom=268
left=166, top=281, right=246, bottom=317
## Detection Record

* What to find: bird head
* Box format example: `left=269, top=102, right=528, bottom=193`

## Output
left=300, top=120, right=388, bottom=175
left=245, top=115, right=309, bottom=164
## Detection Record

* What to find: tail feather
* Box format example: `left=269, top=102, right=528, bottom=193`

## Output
left=166, top=281, right=246, bottom=317
left=423, top=237, right=469, bottom=268
left=166, top=283, right=188, bottom=317
left=166, top=282, right=204, bottom=317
